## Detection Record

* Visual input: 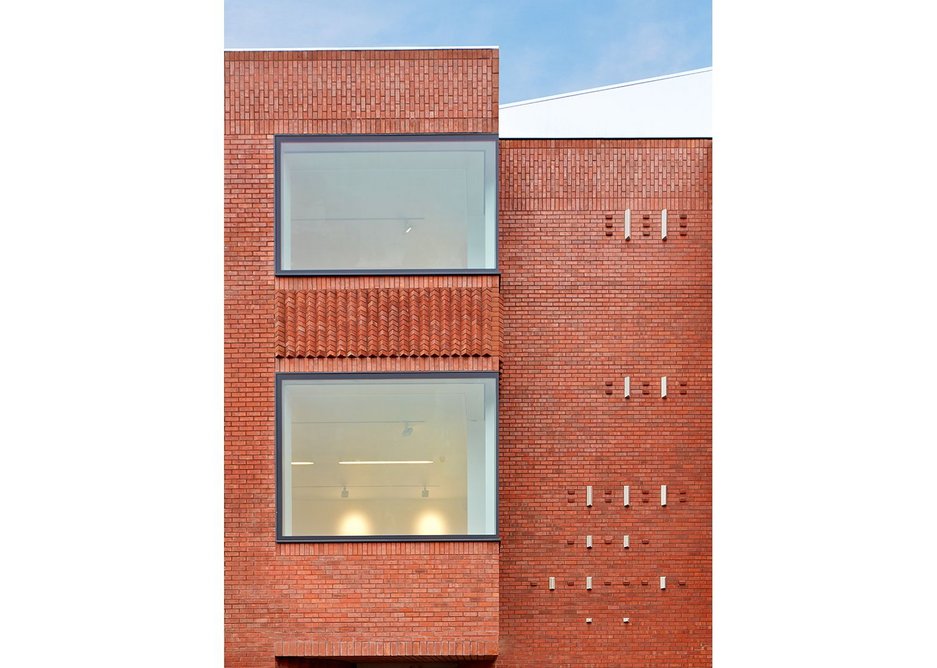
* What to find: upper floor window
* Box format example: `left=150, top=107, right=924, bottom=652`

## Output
left=276, top=135, right=498, bottom=274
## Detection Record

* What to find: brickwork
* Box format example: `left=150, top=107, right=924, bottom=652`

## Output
left=274, top=357, right=499, bottom=374
left=496, top=139, right=711, bottom=666
left=225, top=49, right=502, bottom=668
left=275, top=282, right=501, bottom=359
left=274, top=638, right=499, bottom=660
left=225, top=49, right=498, bottom=136
left=226, top=48, right=711, bottom=668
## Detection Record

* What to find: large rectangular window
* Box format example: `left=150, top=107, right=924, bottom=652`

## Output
left=276, top=135, right=498, bottom=274
left=277, top=373, right=498, bottom=540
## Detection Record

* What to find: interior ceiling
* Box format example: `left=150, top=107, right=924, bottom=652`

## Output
left=288, top=156, right=474, bottom=270
left=288, top=384, right=482, bottom=500
left=287, top=150, right=478, bottom=226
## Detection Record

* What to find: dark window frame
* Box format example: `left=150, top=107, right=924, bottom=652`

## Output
left=275, top=371, right=500, bottom=543
left=274, top=134, right=500, bottom=276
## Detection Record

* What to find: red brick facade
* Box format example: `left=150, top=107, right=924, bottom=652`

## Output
left=225, top=48, right=711, bottom=667
left=496, top=139, right=711, bottom=666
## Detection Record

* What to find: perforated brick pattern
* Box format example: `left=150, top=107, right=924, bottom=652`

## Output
left=496, top=139, right=711, bottom=667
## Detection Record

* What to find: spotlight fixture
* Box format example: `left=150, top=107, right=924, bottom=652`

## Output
left=401, top=421, right=414, bottom=437
left=421, top=486, right=429, bottom=498
left=341, top=486, right=348, bottom=498
left=405, top=226, right=412, bottom=234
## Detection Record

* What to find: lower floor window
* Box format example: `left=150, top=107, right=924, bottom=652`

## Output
left=277, top=373, right=498, bottom=540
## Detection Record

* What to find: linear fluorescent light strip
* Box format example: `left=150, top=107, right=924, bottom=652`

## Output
left=339, top=460, right=434, bottom=465
left=291, top=461, right=314, bottom=465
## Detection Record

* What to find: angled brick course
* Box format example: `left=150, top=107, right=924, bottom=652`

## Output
left=274, top=285, right=501, bottom=359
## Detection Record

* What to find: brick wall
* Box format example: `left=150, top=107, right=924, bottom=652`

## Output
left=226, top=49, right=711, bottom=667
left=225, top=49, right=502, bottom=667
left=496, top=139, right=712, bottom=666
left=225, top=49, right=498, bottom=135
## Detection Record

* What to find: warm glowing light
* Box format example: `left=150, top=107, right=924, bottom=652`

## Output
left=291, top=461, right=314, bottom=465
left=337, top=511, right=372, bottom=536
left=414, top=510, right=448, bottom=535
left=338, top=460, right=433, bottom=465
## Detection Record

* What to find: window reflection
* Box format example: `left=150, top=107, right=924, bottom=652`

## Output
left=278, top=137, right=497, bottom=272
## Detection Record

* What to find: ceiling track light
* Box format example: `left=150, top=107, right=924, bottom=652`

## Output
left=401, top=421, right=414, bottom=437
left=340, top=486, right=348, bottom=498
left=339, top=460, right=434, bottom=465
left=421, top=486, right=429, bottom=498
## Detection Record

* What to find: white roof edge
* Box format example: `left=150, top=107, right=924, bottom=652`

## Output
left=500, top=67, right=712, bottom=108
left=224, top=46, right=499, bottom=52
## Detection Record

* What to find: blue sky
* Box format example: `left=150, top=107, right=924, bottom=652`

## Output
left=225, top=0, right=711, bottom=103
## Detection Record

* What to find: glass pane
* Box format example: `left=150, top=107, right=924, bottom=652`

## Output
left=280, top=376, right=497, bottom=537
left=279, top=137, right=496, bottom=271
